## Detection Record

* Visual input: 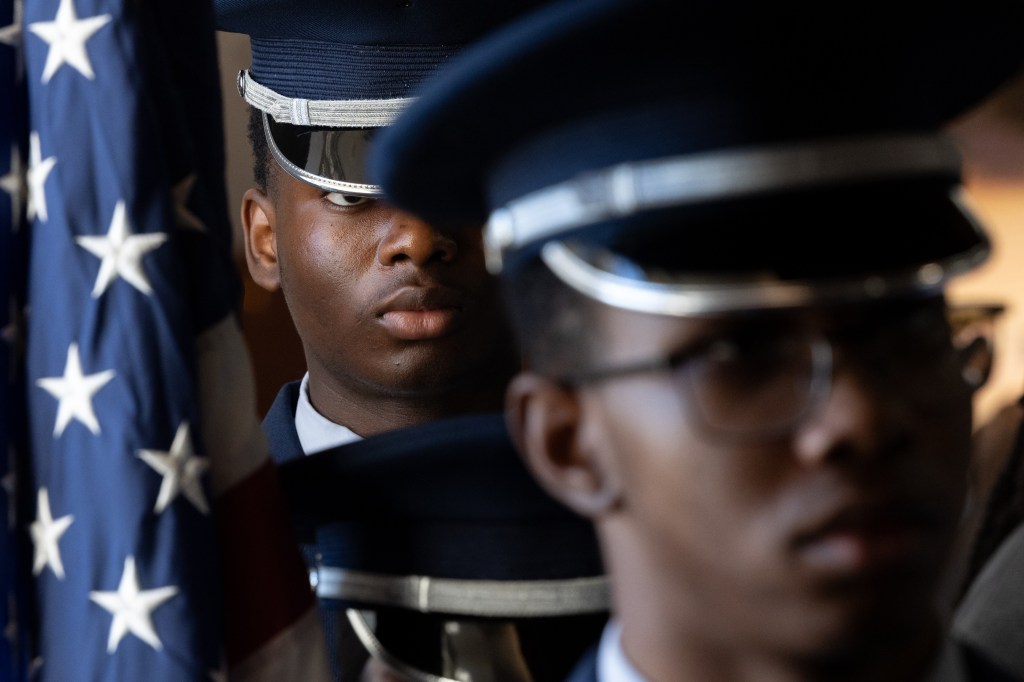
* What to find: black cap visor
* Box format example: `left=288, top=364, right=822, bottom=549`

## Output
left=264, top=112, right=381, bottom=196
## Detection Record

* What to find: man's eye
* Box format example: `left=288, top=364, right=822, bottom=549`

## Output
left=325, top=193, right=370, bottom=207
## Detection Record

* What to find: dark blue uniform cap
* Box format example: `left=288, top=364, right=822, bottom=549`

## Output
left=215, top=0, right=550, bottom=100
left=214, top=0, right=550, bottom=196
left=277, top=413, right=608, bottom=615
left=372, top=0, right=1024, bottom=220
left=370, top=0, right=1024, bottom=312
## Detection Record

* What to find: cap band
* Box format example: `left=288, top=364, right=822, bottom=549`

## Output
left=538, top=188, right=990, bottom=317
left=314, top=567, right=610, bottom=616
left=484, top=134, right=963, bottom=273
left=239, top=70, right=413, bottom=127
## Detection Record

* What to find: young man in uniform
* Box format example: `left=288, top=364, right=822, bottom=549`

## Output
left=371, top=0, right=1024, bottom=679
left=214, top=1, right=610, bottom=679
left=217, top=0, right=525, bottom=456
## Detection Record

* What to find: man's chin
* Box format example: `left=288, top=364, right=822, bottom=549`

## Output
left=373, top=359, right=508, bottom=403
left=768, top=588, right=940, bottom=667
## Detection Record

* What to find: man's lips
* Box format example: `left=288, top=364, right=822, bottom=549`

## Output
left=791, top=500, right=948, bottom=574
left=376, top=286, right=466, bottom=340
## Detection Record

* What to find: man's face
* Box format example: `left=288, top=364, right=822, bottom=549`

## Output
left=568, top=295, right=972, bottom=660
left=262, top=168, right=514, bottom=402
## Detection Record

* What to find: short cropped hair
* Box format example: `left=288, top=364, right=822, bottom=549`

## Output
left=502, top=259, right=602, bottom=379
left=247, top=105, right=271, bottom=194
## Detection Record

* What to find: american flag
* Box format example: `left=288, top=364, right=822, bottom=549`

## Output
left=3, top=0, right=327, bottom=679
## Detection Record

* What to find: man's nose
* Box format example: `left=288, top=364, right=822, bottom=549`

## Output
left=377, top=210, right=458, bottom=267
left=791, top=360, right=913, bottom=468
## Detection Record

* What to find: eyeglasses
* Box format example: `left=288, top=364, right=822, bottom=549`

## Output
left=566, top=303, right=979, bottom=441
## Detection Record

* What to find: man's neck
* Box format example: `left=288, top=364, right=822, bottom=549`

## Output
left=305, top=367, right=514, bottom=437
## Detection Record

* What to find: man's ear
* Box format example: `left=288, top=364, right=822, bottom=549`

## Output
left=506, top=372, right=621, bottom=519
left=241, top=187, right=281, bottom=291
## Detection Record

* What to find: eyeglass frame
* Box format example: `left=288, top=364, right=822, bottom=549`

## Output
left=559, top=302, right=982, bottom=442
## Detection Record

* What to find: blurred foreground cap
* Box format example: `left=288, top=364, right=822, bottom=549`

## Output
left=277, top=413, right=608, bottom=617
left=371, top=0, right=1024, bottom=315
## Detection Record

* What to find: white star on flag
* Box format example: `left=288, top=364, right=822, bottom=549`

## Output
left=27, top=132, right=56, bottom=223
left=138, top=421, right=210, bottom=515
left=172, top=174, right=206, bottom=232
left=0, top=145, right=24, bottom=230
left=89, top=556, right=179, bottom=653
left=0, top=22, right=18, bottom=49
left=27, top=0, right=111, bottom=84
left=76, top=200, right=168, bottom=298
left=0, top=0, right=22, bottom=47
left=0, top=0, right=25, bottom=80
left=35, top=342, right=116, bottom=437
left=29, top=488, right=74, bottom=579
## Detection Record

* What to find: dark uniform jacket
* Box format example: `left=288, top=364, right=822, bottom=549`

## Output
left=262, top=380, right=305, bottom=466
left=263, top=381, right=366, bottom=678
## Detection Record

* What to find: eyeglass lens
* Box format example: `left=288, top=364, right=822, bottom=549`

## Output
left=679, top=328, right=827, bottom=437
left=672, top=301, right=965, bottom=439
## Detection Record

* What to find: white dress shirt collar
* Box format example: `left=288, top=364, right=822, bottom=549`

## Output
left=294, top=372, right=362, bottom=454
left=597, top=620, right=647, bottom=682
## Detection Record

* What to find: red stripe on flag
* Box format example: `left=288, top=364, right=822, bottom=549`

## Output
left=216, top=459, right=316, bottom=665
